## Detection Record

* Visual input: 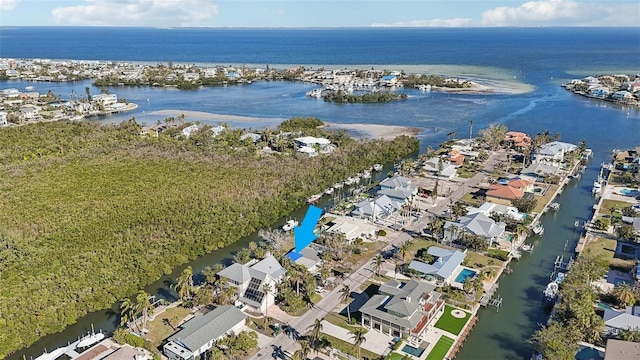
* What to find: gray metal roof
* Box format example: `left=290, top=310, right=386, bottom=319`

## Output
left=604, top=307, right=640, bottom=330
left=217, top=263, right=251, bottom=284
left=457, top=213, right=505, bottom=239
left=360, top=279, right=439, bottom=330
left=605, top=339, right=640, bottom=360
left=168, top=305, right=246, bottom=352
left=250, top=255, right=286, bottom=280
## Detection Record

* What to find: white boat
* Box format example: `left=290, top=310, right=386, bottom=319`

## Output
left=325, top=188, right=334, bottom=195
left=333, top=182, right=343, bottom=189
left=532, top=222, right=544, bottom=235
left=306, top=88, right=323, bottom=98
left=521, top=244, right=533, bottom=252
left=543, top=282, right=559, bottom=302
left=308, top=194, right=322, bottom=203
left=592, top=180, right=602, bottom=195
left=362, top=170, right=371, bottom=179
left=25, top=85, right=35, bottom=91
left=373, top=163, right=383, bottom=171
left=76, top=331, right=105, bottom=348
left=344, top=177, right=356, bottom=185
left=282, top=219, right=299, bottom=232
left=549, top=202, right=560, bottom=211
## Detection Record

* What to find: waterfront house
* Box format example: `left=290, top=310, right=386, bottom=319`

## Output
left=163, top=305, right=247, bottom=360
left=378, top=174, right=417, bottom=205
left=181, top=124, right=201, bottom=138
left=444, top=212, right=506, bottom=246
left=216, top=255, right=286, bottom=314
left=603, top=306, right=640, bottom=337
left=92, top=93, right=118, bottom=108
left=590, top=87, right=611, bottom=99
left=532, top=141, right=578, bottom=166
left=448, top=149, right=465, bottom=166
left=381, top=75, right=398, bottom=86
left=521, top=162, right=561, bottom=180
left=407, top=246, right=466, bottom=285
left=422, top=157, right=457, bottom=179
left=485, top=183, right=525, bottom=205
left=613, top=90, right=634, bottom=101
left=293, top=136, right=333, bottom=155
left=326, top=220, right=376, bottom=244
left=0, top=111, right=7, bottom=127
left=211, top=125, right=226, bottom=138
left=359, top=278, right=444, bottom=346
left=19, top=104, right=39, bottom=122
left=351, top=194, right=401, bottom=221
left=466, top=201, right=527, bottom=221
left=503, top=131, right=531, bottom=150
left=183, top=72, right=200, bottom=82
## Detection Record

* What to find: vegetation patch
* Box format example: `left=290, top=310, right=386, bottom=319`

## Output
left=319, top=332, right=380, bottom=359
left=144, top=305, right=191, bottom=346
left=0, top=120, right=418, bottom=357
left=434, top=305, right=470, bottom=335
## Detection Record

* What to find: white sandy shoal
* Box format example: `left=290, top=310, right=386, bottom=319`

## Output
left=148, top=109, right=283, bottom=123
left=324, top=122, right=422, bottom=140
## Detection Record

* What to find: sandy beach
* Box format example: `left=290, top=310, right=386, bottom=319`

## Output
left=324, top=122, right=422, bottom=140
left=148, top=110, right=284, bottom=123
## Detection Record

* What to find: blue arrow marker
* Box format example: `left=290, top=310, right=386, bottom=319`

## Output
left=293, top=205, right=323, bottom=252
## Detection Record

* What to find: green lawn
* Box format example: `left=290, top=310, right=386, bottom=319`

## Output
left=434, top=305, right=470, bottom=335
left=585, top=236, right=635, bottom=271
left=385, top=352, right=407, bottom=360
left=145, top=305, right=191, bottom=346
left=599, top=199, right=636, bottom=216
left=425, top=335, right=455, bottom=360
left=320, top=332, right=380, bottom=359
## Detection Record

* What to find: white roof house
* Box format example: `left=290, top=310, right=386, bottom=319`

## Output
left=444, top=212, right=506, bottom=245
left=0, top=111, right=7, bottom=127
left=163, top=305, right=246, bottom=360
left=466, top=202, right=526, bottom=221
left=604, top=306, right=640, bottom=336
left=351, top=194, right=401, bottom=220
left=181, top=124, right=201, bottom=138
left=294, top=136, right=333, bottom=155
left=408, top=247, right=466, bottom=284
left=532, top=141, right=577, bottom=165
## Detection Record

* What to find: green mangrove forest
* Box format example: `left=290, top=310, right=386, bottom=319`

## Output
left=0, top=118, right=418, bottom=358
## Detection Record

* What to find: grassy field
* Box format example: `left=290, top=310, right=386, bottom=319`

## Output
left=144, top=305, right=192, bottom=346
left=425, top=335, right=455, bottom=360
left=464, top=250, right=500, bottom=269
left=599, top=199, right=636, bottom=216
left=320, top=332, right=380, bottom=360
left=532, top=184, right=559, bottom=213
left=434, top=305, right=470, bottom=335
left=585, top=236, right=635, bottom=271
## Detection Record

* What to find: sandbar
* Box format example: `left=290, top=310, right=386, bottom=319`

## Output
left=324, top=122, right=422, bottom=140
left=148, top=110, right=284, bottom=123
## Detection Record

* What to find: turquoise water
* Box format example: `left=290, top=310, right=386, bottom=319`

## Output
left=455, top=268, right=478, bottom=283
left=402, top=345, right=425, bottom=357
left=505, top=234, right=513, bottom=243
left=620, top=188, right=640, bottom=196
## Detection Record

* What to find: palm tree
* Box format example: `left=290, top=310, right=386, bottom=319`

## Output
left=399, top=240, right=411, bottom=263
left=340, top=285, right=352, bottom=322
left=294, top=339, right=311, bottom=360
left=175, top=266, right=194, bottom=301
left=307, top=318, right=323, bottom=349
left=136, top=290, right=153, bottom=331
left=614, top=283, right=636, bottom=307
left=371, top=254, right=383, bottom=277
left=119, top=297, right=137, bottom=329
left=349, top=327, right=368, bottom=359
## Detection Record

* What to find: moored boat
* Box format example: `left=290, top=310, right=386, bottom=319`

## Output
left=308, top=194, right=322, bottom=203
left=362, top=170, right=371, bottom=179
left=373, top=163, right=383, bottom=171
left=543, top=281, right=559, bottom=302
left=282, top=219, right=299, bottom=231
left=325, top=187, right=334, bottom=195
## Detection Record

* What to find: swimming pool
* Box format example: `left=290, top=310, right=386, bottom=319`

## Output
left=505, top=234, right=513, bottom=242
left=620, top=188, right=640, bottom=196
left=455, top=268, right=477, bottom=283
left=402, top=344, right=425, bottom=357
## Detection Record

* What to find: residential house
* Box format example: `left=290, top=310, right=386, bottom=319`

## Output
left=422, top=157, right=457, bottom=179
left=444, top=212, right=506, bottom=245
left=604, top=339, right=640, bottom=360
left=19, top=104, right=39, bottom=122
left=532, top=141, right=578, bottom=166
left=286, top=246, right=322, bottom=273
left=466, top=201, right=527, bottom=221
left=0, top=111, right=7, bottom=127
left=381, top=75, right=398, bottom=86
left=485, top=183, right=525, bottom=206
left=407, top=246, right=466, bottom=285
left=325, top=219, right=376, bottom=243
left=359, top=279, right=444, bottom=346
left=240, top=132, right=261, bottom=145
left=351, top=194, right=401, bottom=221
left=503, top=131, right=531, bottom=150
left=507, top=178, right=534, bottom=192
left=448, top=149, right=465, bottom=166
left=183, top=72, right=200, bottom=82
left=613, top=90, right=634, bottom=102
left=92, top=93, right=118, bottom=108
left=181, top=124, right=201, bottom=138
left=603, top=306, right=640, bottom=337
left=293, top=136, right=333, bottom=155
left=521, top=162, right=561, bottom=180
left=378, top=175, right=417, bottom=205
left=211, top=125, right=226, bottom=138
left=163, top=305, right=247, bottom=360
left=216, top=255, right=286, bottom=314
left=590, top=87, right=611, bottom=99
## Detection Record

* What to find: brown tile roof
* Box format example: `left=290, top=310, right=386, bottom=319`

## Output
left=486, top=184, right=524, bottom=200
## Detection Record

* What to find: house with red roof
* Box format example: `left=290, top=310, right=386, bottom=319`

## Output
left=448, top=149, right=465, bottom=166
left=486, top=183, right=524, bottom=206
left=504, top=131, right=531, bottom=150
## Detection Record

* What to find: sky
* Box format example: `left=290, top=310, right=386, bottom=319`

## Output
left=0, top=0, right=638, bottom=28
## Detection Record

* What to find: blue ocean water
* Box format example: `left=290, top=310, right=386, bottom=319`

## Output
left=1, top=27, right=640, bottom=360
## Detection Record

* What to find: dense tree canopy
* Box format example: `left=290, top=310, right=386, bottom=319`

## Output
left=0, top=119, right=418, bottom=357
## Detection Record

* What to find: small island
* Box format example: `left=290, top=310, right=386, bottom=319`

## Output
left=563, top=74, right=640, bottom=107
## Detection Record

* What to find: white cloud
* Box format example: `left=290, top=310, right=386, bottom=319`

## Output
left=52, top=0, right=219, bottom=27
left=481, top=0, right=640, bottom=26
left=0, top=0, right=21, bottom=11
left=372, top=18, right=473, bottom=28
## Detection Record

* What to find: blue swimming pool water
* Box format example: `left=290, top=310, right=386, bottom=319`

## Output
left=455, top=268, right=477, bottom=283
left=505, top=234, right=513, bottom=242
left=402, top=345, right=425, bottom=357
left=620, top=188, right=639, bottom=196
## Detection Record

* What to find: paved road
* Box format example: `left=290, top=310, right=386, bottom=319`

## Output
left=249, top=231, right=411, bottom=360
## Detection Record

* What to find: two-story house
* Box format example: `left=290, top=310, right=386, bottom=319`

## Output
left=359, top=279, right=444, bottom=346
